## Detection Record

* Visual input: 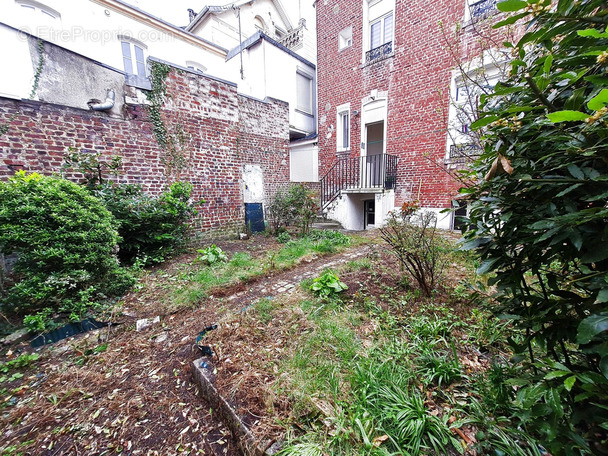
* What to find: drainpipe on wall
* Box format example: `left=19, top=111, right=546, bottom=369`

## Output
left=88, top=89, right=115, bottom=111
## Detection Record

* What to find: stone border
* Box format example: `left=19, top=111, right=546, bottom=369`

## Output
left=191, top=358, right=282, bottom=456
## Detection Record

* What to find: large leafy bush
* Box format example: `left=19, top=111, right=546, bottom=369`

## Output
left=462, top=0, right=608, bottom=452
left=93, top=181, right=197, bottom=265
left=267, top=184, right=318, bottom=236
left=0, top=172, right=133, bottom=326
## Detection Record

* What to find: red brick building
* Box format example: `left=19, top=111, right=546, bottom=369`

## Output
left=315, top=0, right=503, bottom=230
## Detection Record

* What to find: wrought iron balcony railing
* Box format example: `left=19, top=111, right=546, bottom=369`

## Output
left=365, top=41, right=393, bottom=64
left=469, top=0, right=497, bottom=18
left=449, top=143, right=482, bottom=162
left=320, top=154, right=398, bottom=210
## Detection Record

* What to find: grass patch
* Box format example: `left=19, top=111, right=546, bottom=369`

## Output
left=171, top=232, right=357, bottom=309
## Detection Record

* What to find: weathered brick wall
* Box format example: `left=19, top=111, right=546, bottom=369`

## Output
left=0, top=61, right=289, bottom=236
left=316, top=0, right=516, bottom=210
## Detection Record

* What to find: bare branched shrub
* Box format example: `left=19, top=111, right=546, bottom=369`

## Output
left=379, top=209, right=447, bottom=297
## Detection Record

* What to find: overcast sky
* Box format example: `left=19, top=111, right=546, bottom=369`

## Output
left=127, top=0, right=315, bottom=28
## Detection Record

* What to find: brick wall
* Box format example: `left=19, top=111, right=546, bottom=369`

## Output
left=316, top=0, right=515, bottom=211
left=0, top=63, right=290, bottom=236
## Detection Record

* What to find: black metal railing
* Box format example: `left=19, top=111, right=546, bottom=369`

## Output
left=470, top=0, right=497, bottom=18
left=365, top=41, right=393, bottom=64
left=449, top=143, right=482, bottom=162
left=320, top=154, right=398, bottom=210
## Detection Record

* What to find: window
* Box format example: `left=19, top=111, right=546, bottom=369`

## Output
left=186, top=61, right=206, bottom=74
left=120, top=40, right=146, bottom=77
left=370, top=13, right=393, bottom=49
left=339, top=27, right=352, bottom=50
left=15, top=0, right=60, bottom=20
left=296, top=72, right=313, bottom=114
left=336, top=103, right=350, bottom=153
left=364, top=0, right=394, bottom=63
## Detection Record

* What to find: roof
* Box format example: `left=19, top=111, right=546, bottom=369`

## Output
left=93, top=0, right=228, bottom=56
left=226, top=30, right=315, bottom=69
left=185, top=0, right=293, bottom=33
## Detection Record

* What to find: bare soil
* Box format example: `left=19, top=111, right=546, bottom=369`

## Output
left=0, top=233, right=375, bottom=455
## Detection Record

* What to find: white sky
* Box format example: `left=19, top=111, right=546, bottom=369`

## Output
left=127, top=0, right=315, bottom=28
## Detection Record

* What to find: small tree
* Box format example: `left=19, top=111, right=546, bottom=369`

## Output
left=379, top=204, right=447, bottom=297
left=462, top=0, right=608, bottom=452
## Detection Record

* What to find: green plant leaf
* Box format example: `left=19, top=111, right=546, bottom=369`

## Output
left=587, top=89, right=608, bottom=111
left=577, top=29, right=608, bottom=38
left=546, top=110, right=589, bottom=122
left=493, top=12, right=529, bottom=27
left=471, top=115, right=499, bottom=130
left=578, top=312, right=608, bottom=344
left=497, top=0, right=528, bottom=12
left=564, top=376, right=576, bottom=391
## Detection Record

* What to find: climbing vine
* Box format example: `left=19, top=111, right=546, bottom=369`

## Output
left=146, top=61, right=191, bottom=181
left=0, top=39, right=45, bottom=137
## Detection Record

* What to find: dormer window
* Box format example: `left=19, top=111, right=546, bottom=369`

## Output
left=186, top=61, right=207, bottom=74
left=119, top=38, right=147, bottom=77
left=15, top=0, right=60, bottom=20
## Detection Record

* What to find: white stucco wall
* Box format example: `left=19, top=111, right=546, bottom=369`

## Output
left=2, top=0, right=230, bottom=84
left=290, top=141, right=318, bottom=182
left=326, top=191, right=395, bottom=231
left=0, top=25, right=35, bottom=99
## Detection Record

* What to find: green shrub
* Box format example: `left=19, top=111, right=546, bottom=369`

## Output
left=267, top=184, right=319, bottom=236
left=93, top=181, right=197, bottom=265
left=460, top=0, right=608, bottom=451
left=0, top=172, right=134, bottom=327
left=277, top=231, right=292, bottom=244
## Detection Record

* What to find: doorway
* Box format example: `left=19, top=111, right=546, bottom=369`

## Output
left=365, top=122, right=384, bottom=187
left=364, top=199, right=375, bottom=229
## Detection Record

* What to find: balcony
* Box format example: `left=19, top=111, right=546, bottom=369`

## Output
left=365, top=41, right=393, bottom=65
left=448, top=143, right=482, bottom=163
left=469, top=0, right=497, bottom=18
left=320, top=154, right=398, bottom=209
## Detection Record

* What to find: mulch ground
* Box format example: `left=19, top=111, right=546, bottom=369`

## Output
left=0, top=232, right=376, bottom=455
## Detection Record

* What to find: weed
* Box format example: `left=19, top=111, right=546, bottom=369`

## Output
left=256, top=298, right=276, bottom=324
left=196, top=244, right=227, bottom=265
left=277, top=231, right=291, bottom=244
left=310, top=270, right=348, bottom=299
left=416, top=346, right=463, bottom=387
left=0, top=354, right=39, bottom=374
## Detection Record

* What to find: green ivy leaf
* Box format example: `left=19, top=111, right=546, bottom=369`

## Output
left=497, top=0, right=528, bottom=12
left=546, top=110, right=589, bottom=122
left=578, top=312, right=608, bottom=344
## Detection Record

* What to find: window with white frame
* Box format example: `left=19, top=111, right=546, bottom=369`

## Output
left=339, top=27, right=352, bottom=51
left=120, top=39, right=147, bottom=77
left=15, top=0, right=60, bottom=20
left=336, top=104, right=350, bottom=153
left=296, top=72, right=313, bottom=114
left=370, top=12, right=393, bottom=50
left=186, top=61, right=206, bottom=74
left=447, top=64, right=502, bottom=161
left=364, top=0, right=395, bottom=63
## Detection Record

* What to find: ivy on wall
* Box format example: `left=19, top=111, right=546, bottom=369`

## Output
left=146, top=61, right=191, bottom=182
left=0, top=39, right=45, bottom=136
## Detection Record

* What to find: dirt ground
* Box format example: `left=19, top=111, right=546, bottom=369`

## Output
left=0, top=232, right=378, bottom=455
